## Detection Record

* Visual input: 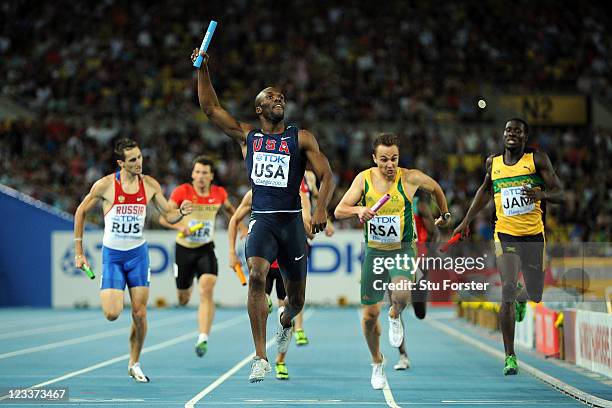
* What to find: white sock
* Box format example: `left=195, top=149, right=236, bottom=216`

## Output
left=198, top=333, right=208, bottom=344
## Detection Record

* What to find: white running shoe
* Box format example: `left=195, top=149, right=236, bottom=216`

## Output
left=249, top=357, right=271, bottom=383
left=394, top=354, right=411, bottom=370
left=370, top=355, right=387, bottom=390
left=388, top=309, right=404, bottom=347
left=276, top=312, right=293, bottom=354
left=128, top=363, right=150, bottom=383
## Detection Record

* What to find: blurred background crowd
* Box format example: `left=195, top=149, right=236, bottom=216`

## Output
left=1, top=0, right=610, bottom=241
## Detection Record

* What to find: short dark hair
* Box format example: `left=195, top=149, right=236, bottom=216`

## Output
left=193, top=155, right=214, bottom=173
left=506, top=118, right=529, bottom=134
left=372, top=133, right=400, bottom=154
left=114, top=138, right=139, bottom=160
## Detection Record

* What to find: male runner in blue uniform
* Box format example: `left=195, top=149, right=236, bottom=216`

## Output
left=191, top=49, right=335, bottom=382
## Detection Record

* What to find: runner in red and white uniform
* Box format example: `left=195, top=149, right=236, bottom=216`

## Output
left=74, top=138, right=191, bottom=383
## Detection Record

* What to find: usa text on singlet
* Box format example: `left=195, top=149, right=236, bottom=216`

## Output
left=245, top=125, right=306, bottom=213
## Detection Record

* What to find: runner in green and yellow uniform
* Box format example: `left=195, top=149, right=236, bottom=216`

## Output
left=454, top=118, right=564, bottom=375
left=335, top=133, right=450, bottom=390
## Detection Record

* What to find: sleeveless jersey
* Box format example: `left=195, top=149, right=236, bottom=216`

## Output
left=103, top=171, right=147, bottom=251
left=412, top=196, right=430, bottom=256
left=245, top=125, right=306, bottom=212
left=361, top=169, right=416, bottom=250
left=491, top=152, right=544, bottom=236
left=171, top=183, right=227, bottom=248
left=412, top=196, right=428, bottom=243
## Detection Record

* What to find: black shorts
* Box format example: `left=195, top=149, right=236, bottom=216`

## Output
left=174, top=242, right=218, bottom=290
left=266, top=267, right=286, bottom=300
left=245, top=212, right=307, bottom=282
left=495, top=232, right=545, bottom=274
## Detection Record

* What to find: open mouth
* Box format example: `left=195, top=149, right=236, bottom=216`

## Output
left=273, top=104, right=284, bottom=110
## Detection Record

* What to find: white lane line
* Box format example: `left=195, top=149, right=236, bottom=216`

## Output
left=425, top=311, right=456, bottom=320
left=185, top=309, right=315, bottom=408
left=0, top=313, right=194, bottom=359
left=185, top=338, right=277, bottom=408
left=0, top=313, right=94, bottom=329
left=0, top=317, right=122, bottom=340
left=356, top=308, right=403, bottom=408
left=427, top=319, right=612, bottom=408
left=0, top=314, right=247, bottom=402
left=382, top=382, right=401, bottom=408
left=441, top=400, right=553, bottom=404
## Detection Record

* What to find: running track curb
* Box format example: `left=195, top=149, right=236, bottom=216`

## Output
left=427, top=319, right=612, bottom=408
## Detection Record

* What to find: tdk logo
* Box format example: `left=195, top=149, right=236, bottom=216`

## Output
left=255, top=154, right=287, bottom=164
left=375, top=216, right=396, bottom=223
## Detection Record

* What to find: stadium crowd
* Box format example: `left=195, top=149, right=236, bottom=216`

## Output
left=1, top=0, right=611, bottom=241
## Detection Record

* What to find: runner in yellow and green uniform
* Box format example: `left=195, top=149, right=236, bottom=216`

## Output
left=335, top=133, right=450, bottom=390
left=454, top=118, right=564, bottom=376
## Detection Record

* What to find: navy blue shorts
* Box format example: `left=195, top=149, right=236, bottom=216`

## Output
left=101, top=243, right=150, bottom=290
left=245, top=212, right=307, bottom=282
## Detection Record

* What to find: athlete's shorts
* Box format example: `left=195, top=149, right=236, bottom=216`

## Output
left=494, top=232, right=545, bottom=274
left=101, top=243, right=150, bottom=290
left=361, top=245, right=417, bottom=305
left=245, top=212, right=307, bottom=282
left=266, top=267, right=287, bottom=300
left=174, top=242, right=218, bottom=290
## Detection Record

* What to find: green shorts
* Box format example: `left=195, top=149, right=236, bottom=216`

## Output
left=361, top=245, right=417, bottom=305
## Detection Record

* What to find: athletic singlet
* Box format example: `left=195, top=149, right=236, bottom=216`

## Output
left=171, top=183, right=227, bottom=248
left=103, top=171, right=147, bottom=251
left=361, top=169, right=416, bottom=250
left=412, top=196, right=428, bottom=243
left=245, top=125, right=306, bottom=213
left=491, top=152, right=544, bottom=236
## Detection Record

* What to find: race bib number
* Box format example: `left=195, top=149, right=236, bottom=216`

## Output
left=186, top=219, right=214, bottom=244
left=501, top=185, right=535, bottom=216
left=108, top=205, right=146, bottom=239
left=368, top=215, right=401, bottom=244
left=251, top=152, right=290, bottom=187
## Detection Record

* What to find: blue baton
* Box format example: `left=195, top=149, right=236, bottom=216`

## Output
left=193, top=20, right=218, bottom=69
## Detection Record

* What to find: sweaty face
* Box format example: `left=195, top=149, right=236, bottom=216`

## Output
left=373, top=145, right=399, bottom=180
left=256, top=88, right=285, bottom=123
left=192, top=163, right=213, bottom=190
left=503, top=120, right=527, bottom=151
left=119, top=147, right=143, bottom=175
